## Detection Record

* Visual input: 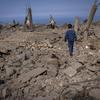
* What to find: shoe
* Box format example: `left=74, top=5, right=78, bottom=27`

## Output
left=70, top=53, right=73, bottom=56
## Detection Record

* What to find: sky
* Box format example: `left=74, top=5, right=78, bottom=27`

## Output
left=0, top=0, right=100, bottom=23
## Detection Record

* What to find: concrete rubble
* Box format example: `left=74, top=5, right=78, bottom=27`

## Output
left=0, top=22, right=100, bottom=100
left=62, top=67, right=77, bottom=77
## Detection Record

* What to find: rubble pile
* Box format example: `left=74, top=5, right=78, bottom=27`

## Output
left=0, top=23, right=100, bottom=100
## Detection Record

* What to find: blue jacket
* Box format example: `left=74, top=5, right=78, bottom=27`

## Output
left=65, top=29, right=77, bottom=42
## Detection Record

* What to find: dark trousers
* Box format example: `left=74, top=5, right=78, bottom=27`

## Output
left=68, top=41, right=74, bottom=56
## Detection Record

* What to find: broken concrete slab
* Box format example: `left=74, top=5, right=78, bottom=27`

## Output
left=12, top=61, right=22, bottom=67
left=77, top=54, right=87, bottom=64
left=0, top=48, right=10, bottom=54
left=5, top=66, right=16, bottom=77
left=47, top=65, right=58, bottom=77
left=46, top=57, right=59, bottom=77
left=0, top=62, right=4, bottom=68
left=16, top=53, right=26, bottom=61
left=89, top=89, right=100, bottom=99
left=2, top=87, right=11, bottom=98
left=87, top=66, right=100, bottom=72
left=47, top=58, right=58, bottom=65
left=63, top=67, right=77, bottom=77
left=33, top=96, right=53, bottom=100
left=17, top=68, right=47, bottom=83
left=95, top=32, right=100, bottom=39
left=70, top=62, right=83, bottom=72
left=22, top=59, right=32, bottom=66
left=25, top=50, right=33, bottom=60
left=24, top=86, right=30, bottom=94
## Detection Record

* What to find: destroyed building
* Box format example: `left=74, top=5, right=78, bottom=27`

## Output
left=24, top=0, right=33, bottom=31
left=0, top=0, right=100, bottom=100
left=47, top=15, right=57, bottom=29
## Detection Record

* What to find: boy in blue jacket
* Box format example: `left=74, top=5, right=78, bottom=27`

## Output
left=65, top=24, right=77, bottom=56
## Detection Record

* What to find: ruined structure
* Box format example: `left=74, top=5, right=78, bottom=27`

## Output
left=74, top=17, right=80, bottom=34
left=86, top=0, right=98, bottom=29
left=0, top=0, right=100, bottom=100
left=84, top=0, right=100, bottom=41
left=47, top=15, right=56, bottom=29
left=24, top=0, right=33, bottom=31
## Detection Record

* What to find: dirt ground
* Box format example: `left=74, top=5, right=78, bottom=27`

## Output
left=0, top=23, right=100, bottom=100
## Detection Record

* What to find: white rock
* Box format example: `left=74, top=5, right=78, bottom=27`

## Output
left=89, top=52, right=94, bottom=55
left=85, top=45, right=89, bottom=49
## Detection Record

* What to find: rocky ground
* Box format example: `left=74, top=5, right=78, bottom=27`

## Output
left=0, top=23, right=100, bottom=100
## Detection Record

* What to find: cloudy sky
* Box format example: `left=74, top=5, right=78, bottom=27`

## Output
left=0, top=0, right=100, bottom=20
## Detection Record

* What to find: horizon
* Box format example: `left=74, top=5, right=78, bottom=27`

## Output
left=0, top=0, right=100, bottom=25
left=0, top=16, right=100, bottom=25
